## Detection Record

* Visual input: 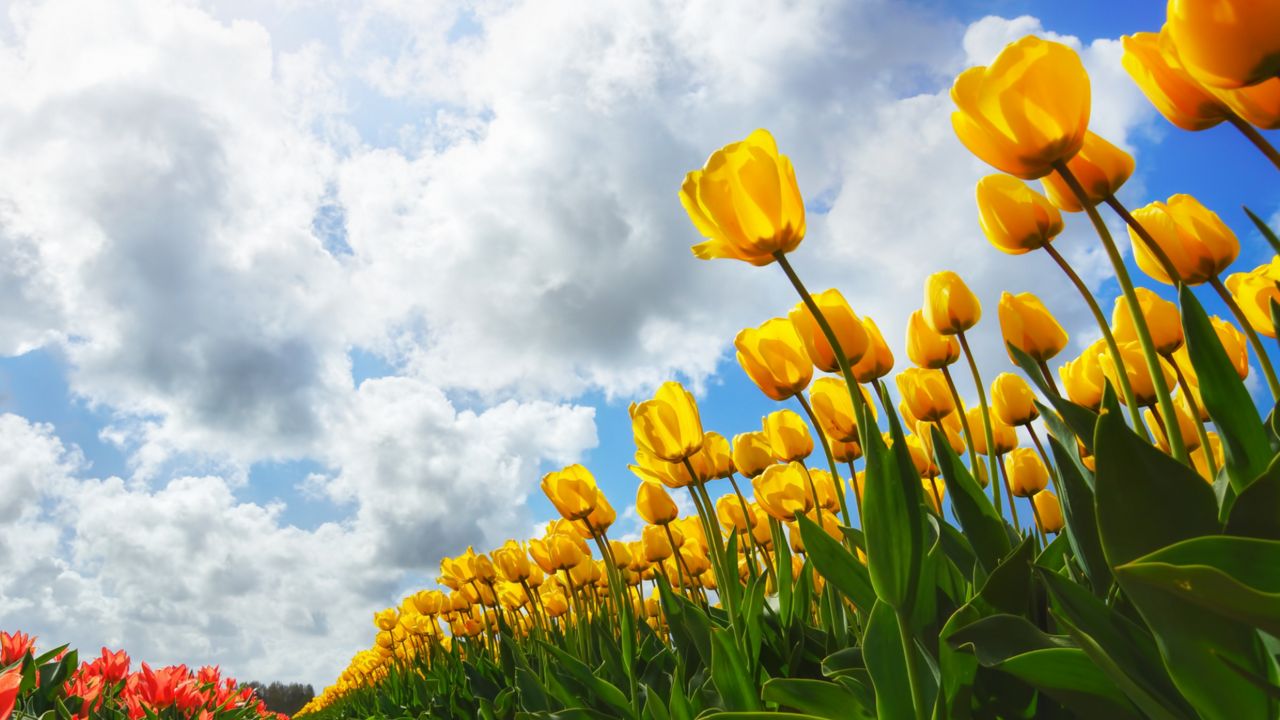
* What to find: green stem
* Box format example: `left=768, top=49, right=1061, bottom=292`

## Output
left=1042, top=242, right=1150, bottom=438
left=1210, top=274, right=1280, bottom=400
left=796, top=392, right=853, bottom=527
left=997, top=459, right=1023, bottom=532
left=728, top=473, right=776, bottom=581
left=1169, top=358, right=1218, bottom=480
left=941, top=365, right=989, bottom=509
left=1228, top=114, right=1280, bottom=171
left=1106, top=195, right=1183, bottom=285
left=896, top=609, right=929, bottom=720
left=1036, top=359, right=1062, bottom=398
left=1054, top=161, right=1185, bottom=462
left=957, top=330, right=1004, bottom=523
left=1025, top=423, right=1060, bottom=497
left=847, top=461, right=865, bottom=529
left=1028, top=493, right=1049, bottom=549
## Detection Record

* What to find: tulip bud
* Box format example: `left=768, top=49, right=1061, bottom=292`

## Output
left=1040, top=131, right=1135, bottom=212
left=1211, top=77, right=1280, bottom=130
left=547, top=533, right=587, bottom=571
left=907, top=309, right=960, bottom=368
left=1112, top=287, right=1184, bottom=355
left=1004, top=447, right=1049, bottom=497
left=998, top=292, right=1068, bottom=363
left=976, top=174, right=1063, bottom=254
left=938, top=411, right=968, bottom=454
left=735, top=318, right=813, bottom=400
left=896, top=367, right=956, bottom=423
left=493, top=541, right=532, bottom=583
left=1144, top=395, right=1201, bottom=455
left=899, top=432, right=938, bottom=479
left=789, top=289, right=869, bottom=372
left=681, top=129, right=806, bottom=265
left=629, top=381, right=704, bottom=463
left=762, top=409, right=814, bottom=462
left=749, top=503, right=773, bottom=548
left=922, top=477, right=946, bottom=514
left=923, top=271, right=982, bottom=335
left=629, top=447, right=694, bottom=489
left=641, top=525, right=673, bottom=563
left=828, top=436, right=863, bottom=463
left=1191, top=432, right=1224, bottom=483
left=715, top=494, right=756, bottom=533
left=807, top=468, right=841, bottom=512
left=731, top=431, right=775, bottom=478
left=541, top=464, right=598, bottom=522
left=1209, top=315, right=1250, bottom=380
left=1032, top=490, right=1064, bottom=533
left=809, top=377, right=871, bottom=443
left=1122, top=32, right=1232, bottom=131
left=1098, top=340, right=1177, bottom=407
left=850, top=316, right=895, bottom=382
left=1128, top=195, right=1239, bottom=286
left=1225, top=260, right=1280, bottom=338
left=991, top=372, right=1039, bottom=426
left=951, top=36, right=1090, bottom=179
left=636, top=481, right=679, bottom=526
left=1165, top=1, right=1280, bottom=89
left=374, top=608, right=398, bottom=632
left=1059, top=341, right=1107, bottom=410
left=700, top=431, right=735, bottom=479
left=752, top=461, right=812, bottom=521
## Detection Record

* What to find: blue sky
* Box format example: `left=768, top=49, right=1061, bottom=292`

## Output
left=0, top=0, right=1275, bottom=686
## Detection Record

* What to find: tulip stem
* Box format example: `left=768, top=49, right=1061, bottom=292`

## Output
left=796, top=393, right=854, bottom=528
left=1228, top=115, right=1280, bottom=172
left=997, top=460, right=1022, bottom=532
left=957, top=330, right=1005, bottom=526
left=1104, top=195, right=1183, bottom=286
left=1209, top=274, right=1280, bottom=399
left=941, top=366, right=989, bottom=507
left=1035, top=360, right=1062, bottom=398
left=1168, top=356, right=1217, bottom=480
left=847, top=461, right=865, bottom=529
left=895, top=608, right=929, bottom=720
left=728, top=473, right=777, bottom=581
left=1041, top=243, right=1150, bottom=438
left=1028, top=493, right=1049, bottom=549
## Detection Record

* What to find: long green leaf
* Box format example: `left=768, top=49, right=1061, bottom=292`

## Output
left=1045, top=430, right=1110, bottom=594
left=796, top=513, right=876, bottom=612
left=862, top=390, right=923, bottom=612
left=761, top=679, right=874, bottom=720
left=1010, top=343, right=1100, bottom=453
left=930, top=424, right=1009, bottom=575
left=1225, top=454, right=1280, bottom=540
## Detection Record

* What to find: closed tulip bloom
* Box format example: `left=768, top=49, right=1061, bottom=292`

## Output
left=1166, top=1, right=1280, bottom=88
left=829, top=436, right=863, bottom=463
left=951, top=36, right=1090, bottom=179
left=1212, top=77, right=1280, bottom=129
left=976, top=174, right=1064, bottom=253
left=992, top=372, right=1039, bottom=426
left=907, top=309, right=961, bottom=368
left=629, top=447, right=692, bottom=489
left=1169, top=346, right=1211, bottom=421
left=715, top=494, right=756, bottom=533
left=1099, top=341, right=1177, bottom=407
left=731, top=431, right=775, bottom=478
left=1032, top=490, right=1065, bottom=533
left=924, top=271, right=982, bottom=335
left=809, top=376, right=872, bottom=442
left=641, top=525, right=673, bottom=563
left=968, top=406, right=1018, bottom=455
left=1040, top=131, right=1136, bottom=212
left=763, top=409, right=814, bottom=462
left=998, top=292, right=1068, bottom=362
left=752, top=462, right=813, bottom=521
left=922, top=477, right=947, bottom=514
left=789, top=289, right=869, bottom=372
left=636, top=481, right=679, bottom=525
left=1122, top=32, right=1232, bottom=131
left=546, top=533, right=586, bottom=571
left=1005, top=447, right=1049, bottom=497
left=1225, top=260, right=1280, bottom=338
left=374, top=608, right=398, bottom=631
left=901, top=432, right=939, bottom=478
left=700, top=431, right=735, bottom=479
left=1191, top=432, right=1224, bottom=482
left=807, top=468, right=841, bottom=511
left=493, top=540, right=532, bottom=583
left=850, top=317, right=896, bottom=382
left=736, top=318, right=814, bottom=400
left=1059, top=341, right=1107, bottom=410
left=1128, top=195, right=1239, bottom=285
left=1112, top=287, right=1184, bottom=355
left=630, top=381, right=704, bottom=463
left=541, top=464, right=598, bottom=521
left=1145, top=396, right=1201, bottom=455
left=1209, top=315, right=1250, bottom=379
left=897, top=367, right=956, bottom=423
left=749, top=503, right=773, bottom=547
left=938, top=411, right=968, bottom=454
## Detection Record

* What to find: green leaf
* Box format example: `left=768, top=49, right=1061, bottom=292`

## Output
left=536, top=642, right=636, bottom=719
left=1180, top=285, right=1271, bottom=492
left=796, top=513, right=875, bottom=612
left=937, top=605, right=982, bottom=720
left=930, top=424, right=1009, bottom=575
left=761, top=679, right=874, bottom=720
left=710, top=627, right=760, bottom=711
left=1010, top=343, right=1100, bottom=453
left=998, top=648, right=1143, bottom=718
left=861, top=389, right=923, bottom=612
left=1045, top=430, right=1110, bottom=594
left=698, top=714, right=828, bottom=720
left=1244, top=205, right=1280, bottom=256
left=973, top=536, right=1033, bottom=617
left=947, top=614, right=1074, bottom=665
left=1225, top=454, right=1280, bottom=540
left=862, top=600, right=917, bottom=720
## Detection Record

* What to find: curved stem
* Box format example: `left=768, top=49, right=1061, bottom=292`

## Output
left=1209, top=274, right=1280, bottom=399
left=1054, top=161, right=1185, bottom=462
left=796, top=392, right=853, bottom=527
left=1028, top=493, right=1049, bottom=549
left=957, top=330, right=1004, bottom=521
left=1105, top=195, right=1183, bottom=285
left=1228, top=114, right=1280, bottom=171
left=798, top=459, right=824, bottom=527
left=997, top=459, right=1022, bottom=532
left=1036, top=359, right=1062, bottom=398
left=941, top=365, right=988, bottom=506
left=1168, top=356, right=1218, bottom=480
left=847, top=461, right=865, bottom=529
left=1042, top=242, right=1150, bottom=438
left=728, top=473, right=776, bottom=582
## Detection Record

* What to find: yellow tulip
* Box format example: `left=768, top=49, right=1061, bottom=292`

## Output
left=542, top=591, right=570, bottom=619
left=938, top=411, right=968, bottom=454
left=636, top=481, right=679, bottom=526
left=907, top=309, right=960, bottom=368
left=493, top=540, right=532, bottom=583
left=629, top=381, right=704, bottom=463
left=1112, top=287, right=1184, bottom=355
left=897, top=432, right=938, bottom=479
left=1225, top=259, right=1280, bottom=338
left=1128, top=195, right=1239, bottom=285
left=923, top=271, right=982, bottom=335
left=715, top=494, right=756, bottom=533
left=700, top=431, right=735, bottom=479
left=967, top=406, right=1018, bottom=455
left=1005, top=447, right=1049, bottom=497
left=1212, top=77, right=1280, bottom=129
left=1209, top=315, right=1250, bottom=380
left=1169, top=346, right=1211, bottom=421
left=809, top=376, right=869, bottom=443
left=951, top=36, right=1090, bottom=179
left=1099, top=341, right=1177, bottom=407
left=545, top=533, right=586, bottom=572
left=1145, top=396, right=1201, bottom=455
left=763, top=409, right=814, bottom=462
left=789, top=288, right=869, bottom=372
left=991, top=372, right=1039, bottom=426
left=629, top=447, right=695, bottom=489
left=896, top=367, right=956, bottom=423
left=681, top=128, right=806, bottom=265
left=584, top=489, right=618, bottom=535
left=1059, top=341, right=1107, bottom=410
left=641, top=525, right=673, bottom=562
left=731, top=431, right=775, bottom=479
left=922, top=477, right=947, bottom=514
left=1122, top=32, right=1232, bottom=131
left=735, top=318, right=814, bottom=400
left=998, top=291, right=1068, bottom=362
left=374, top=608, right=398, bottom=632
left=749, top=503, right=773, bottom=548
left=850, top=471, right=865, bottom=505
left=411, top=590, right=445, bottom=616
left=540, top=464, right=598, bottom=521
left=807, top=468, right=841, bottom=512
left=1166, top=0, right=1280, bottom=88
left=1191, top=431, right=1224, bottom=482
left=1040, top=131, right=1135, bottom=212
left=975, top=174, right=1063, bottom=254
left=1032, top=490, right=1064, bottom=533
left=828, top=436, right=863, bottom=463
left=850, top=316, right=896, bottom=382
left=752, top=461, right=812, bottom=521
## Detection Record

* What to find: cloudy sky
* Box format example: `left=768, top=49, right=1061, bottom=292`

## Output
left=1, top=0, right=1276, bottom=687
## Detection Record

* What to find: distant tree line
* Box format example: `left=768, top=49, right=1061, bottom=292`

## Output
left=242, top=681, right=315, bottom=717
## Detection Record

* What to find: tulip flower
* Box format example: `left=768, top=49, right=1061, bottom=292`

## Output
left=641, top=525, right=673, bottom=562
left=0, top=669, right=20, bottom=720
left=762, top=409, right=814, bottom=462
left=922, top=477, right=947, bottom=514
left=630, top=381, right=705, bottom=463
left=731, top=431, right=775, bottom=478
left=807, top=468, right=841, bottom=512
left=716, top=494, right=756, bottom=533
left=998, top=292, right=1068, bottom=363
left=1191, top=431, right=1224, bottom=482
left=1040, top=131, right=1135, bottom=212
left=789, top=288, right=869, bottom=372
left=976, top=174, right=1064, bottom=253
left=967, top=406, right=1018, bottom=455
left=896, top=367, right=955, bottom=423
left=923, top=271, right=981, bottom=335
left=809, top=376, right=869, bottom=442
left=1112, top=287, right=1184, bottom=355
left=374, top=608, right=398, bottom=631
left=541, top=464, right=599, bottom=521
left=1059, top=341, right=1107, bottom=410
left=1005, top=447, right=1049, bottom=497
left=546, top=533, right=586, bottom=571
left=828, top=436, right=862, bottom=463
left=735, top=318, right=814, bottom=400
left=1032, top=490, right=1064, bottom=533
left=1145, top=398, right=1201, bottom=455
left=1212, top=77, right=1280, bottom=129
left=1099, top=341, right=1177, bottom=407
left=894, top=432, right=938, bottom=479
left=907, top=309, right=960, bottom=368
left=1122, top=32, right=1234, bottom=131
left=951, top=36, right=1091, bottom=179
left=1225, top=260, right=1280, bottom=337
left=493, top=541, right=532, bottom=583
left=681, top=128, right=805, bottom=265
left=1209, top=315, right=1250, bottom=380
left=850, top=316, right=896, bottom=382
left=636, top=481, right=679, bottom=526
left=991, top=372, right=1039, bottom=426
left=1127, top=195, right=1238, bottom=286
left=752, top=462, right=812, bottom=521
left=699, top=431, right=735, bottom=479
left=1165, top=0, right=1280, bottom=89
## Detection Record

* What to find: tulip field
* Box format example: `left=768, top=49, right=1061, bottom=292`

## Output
left=7, top=3, right=1280, bottom=720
